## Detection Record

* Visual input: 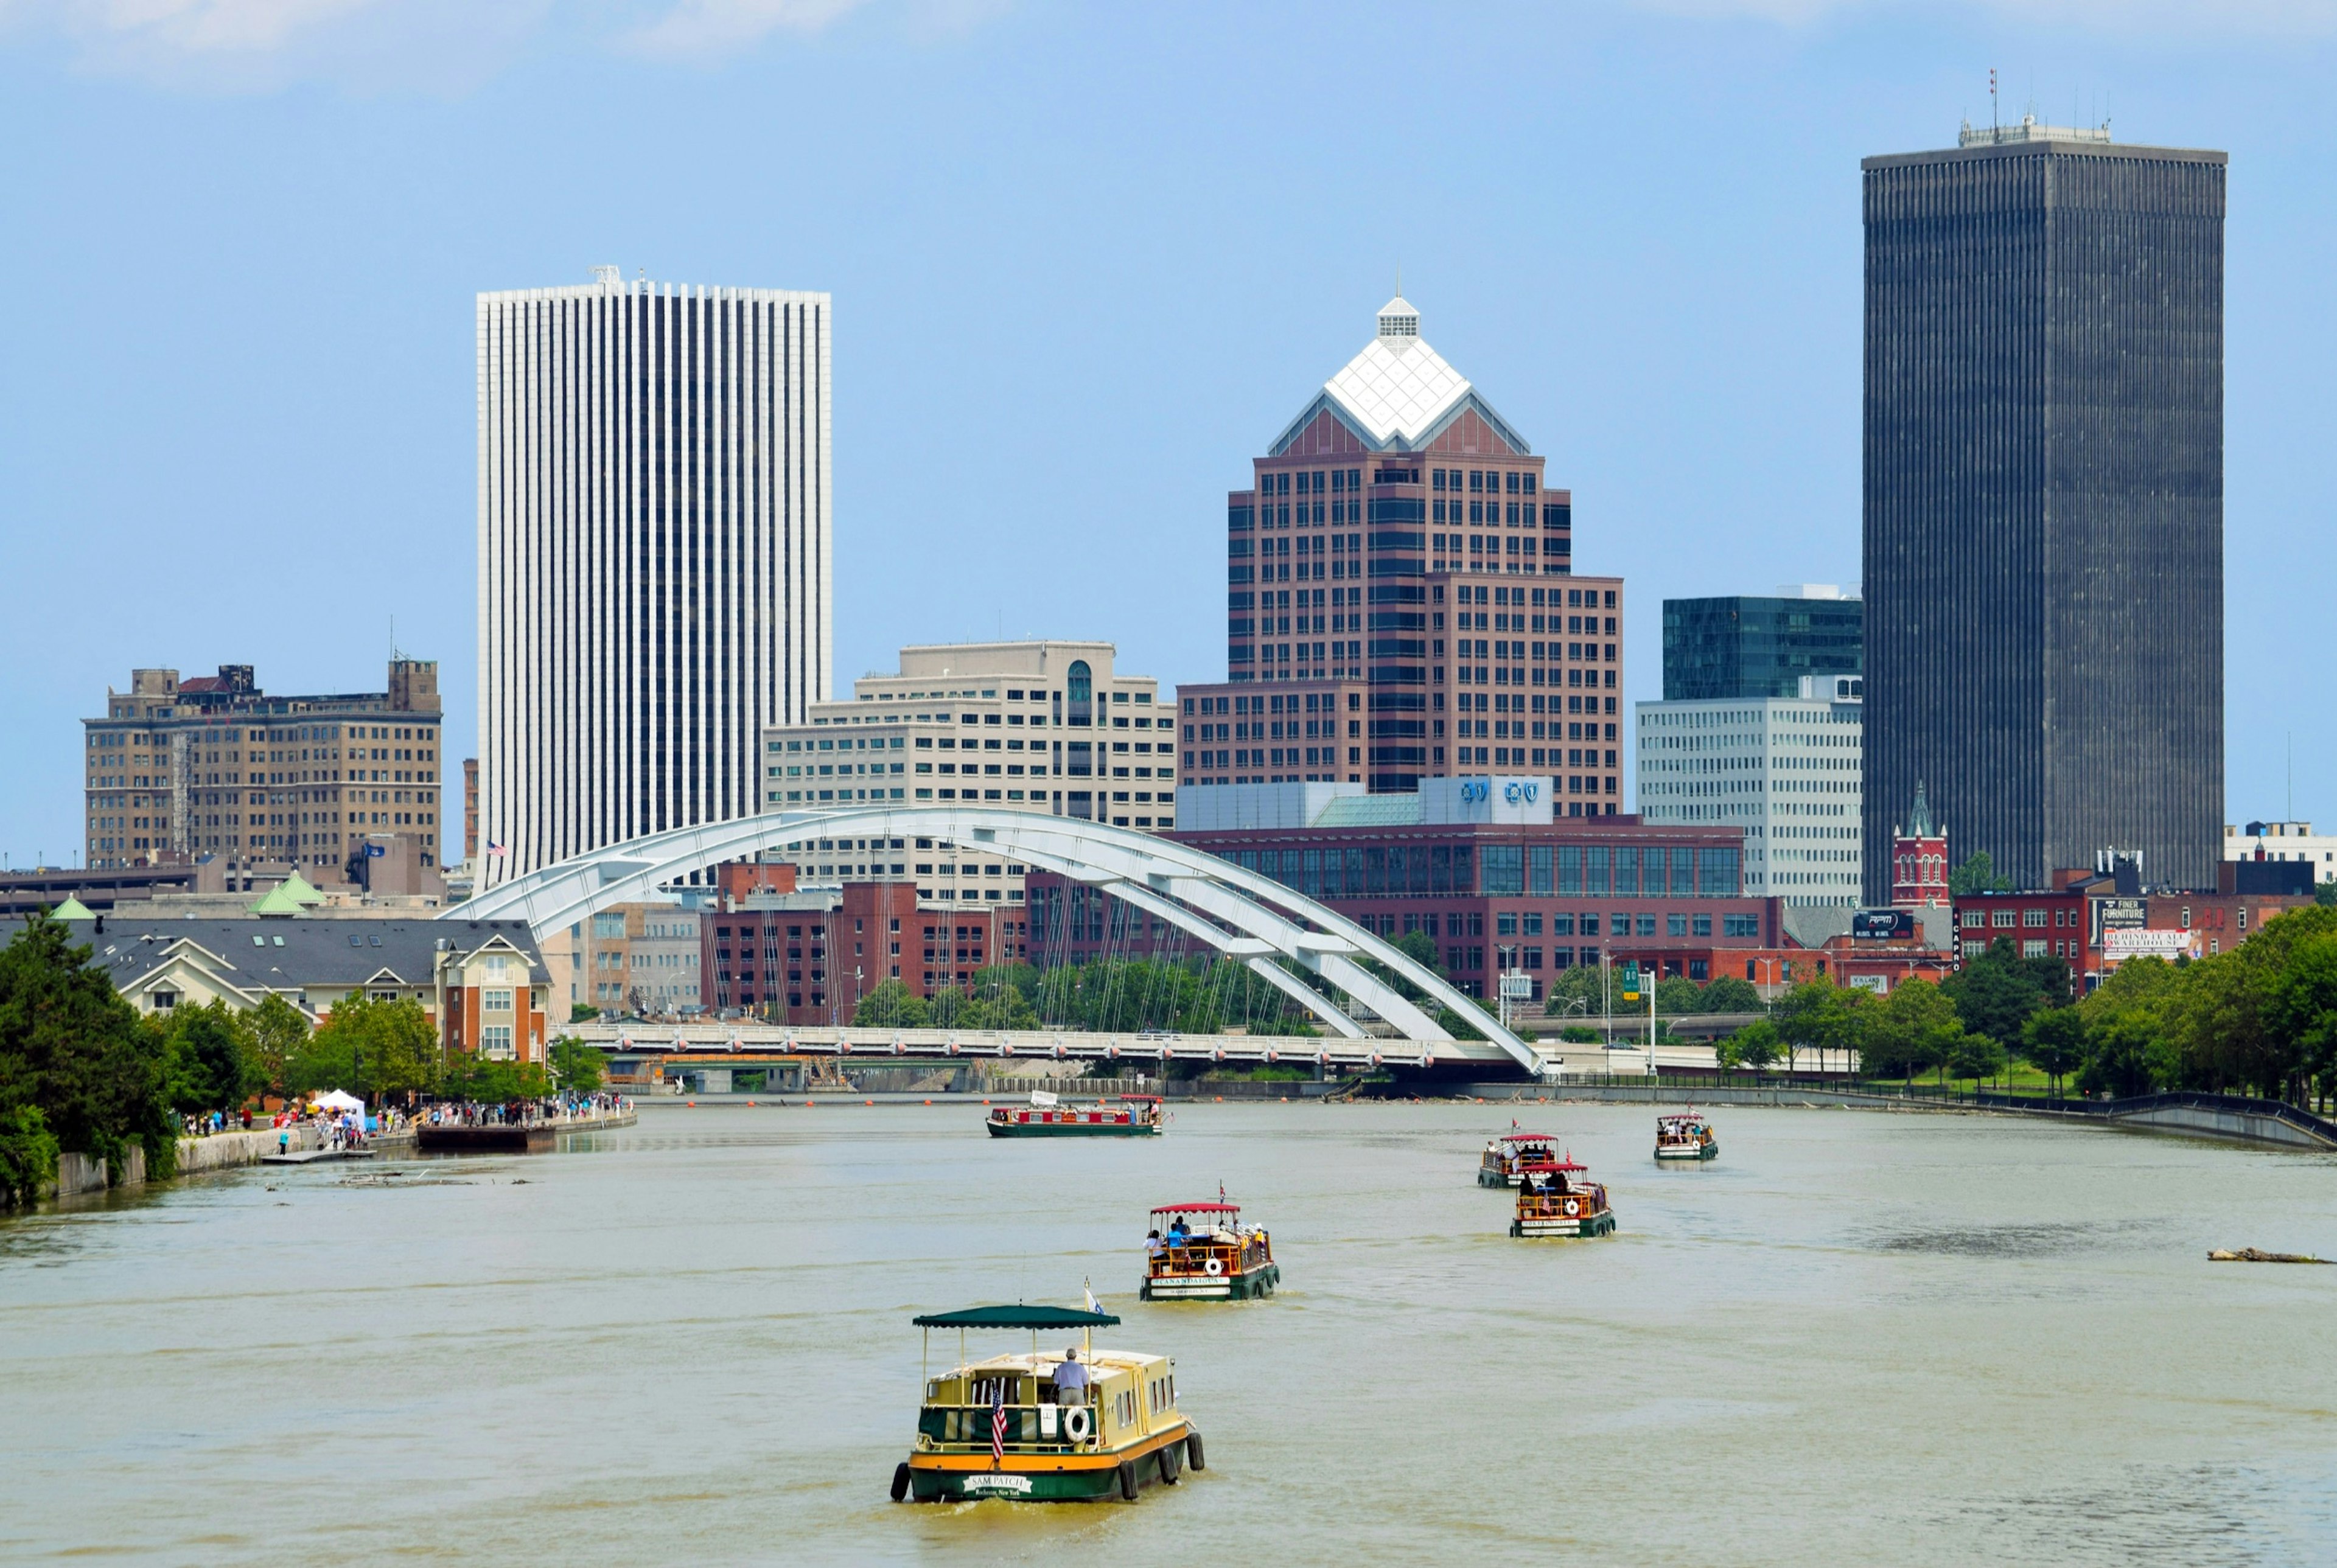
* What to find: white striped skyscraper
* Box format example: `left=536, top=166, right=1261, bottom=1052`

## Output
left=477, top=269, right=831, bottom=887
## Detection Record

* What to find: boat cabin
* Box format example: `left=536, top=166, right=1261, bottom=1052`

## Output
left=1478, top=1131, right=1563, bottom=1187
left=897, top=1304, right=1201, bottom=1503
left=1655, top=1113, right=1717, bottom=1162
left=1143, top=1202, right=1279, bottom=1301
left=1512, top=1158, right=1616, bottom=1238
left=986, top=1093, right=1165, bottom=1138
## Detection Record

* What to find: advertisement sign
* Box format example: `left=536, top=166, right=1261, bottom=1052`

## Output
left=1852, top=909, right=1915, bottom=940
left=1846, top=974, right=1890, bottom=994
left=2104, top=928, right=2196, bottom=961
left=2095, top=897, right=2147, bottom=931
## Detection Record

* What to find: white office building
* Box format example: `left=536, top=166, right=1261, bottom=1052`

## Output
left=2224, top=821, right=2337, bottom=885
left=477, top=268, right=832, bottom=887
left=761, top=641, right=1168, bottom=904
left=1636, top=674, right=1862, bottom=907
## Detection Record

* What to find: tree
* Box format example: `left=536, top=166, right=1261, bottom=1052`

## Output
left=162, top=1000, right=260, bottom=1117
left=1698, top=977, right=1762, bottom=1014
left=0, top=911, right=178, bottom=1183
left=1728, top=1019, right=1783, bottom=1076
left=247, top=994, right=309, bottom=1101
left=2266, top=931, right=2337, bottom=1107
left=1542, top=964, right=1605, bottom=1019
left=1947, top=1030, right=2007, bottom=1089
left=2317, top=881, right=2337, bottom=910
left=2073, top=956, right=2182, bottom=1098
left=1653, top=975, right=1703, bottom=1017
left=2022, top=1006, right=2087, bottom=1098
left=294, top=995, right=439, bottom=1103
left=550, top=1037, right=605, bottom=1093
left=1772, top=977, right=1865, bottom=1073
left=1948, top=852, right=2013, bottom=896
left=1557, top=1025, right=1599, bottom=1044
left=854, top=979, right=930, bottom=1028
left=1862, top=978, right=1961, bottom=1088
left=1944, top=939, right=2047, bottom=1050
left=0, top=1105, right=60, bottom=1210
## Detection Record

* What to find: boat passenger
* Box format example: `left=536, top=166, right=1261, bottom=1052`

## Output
left=1167, top=1216, right=1190, bottom=1247
left=1145, top=1229, right=1164, bottom=1261
left=1053, top=1347, right=1091, bottom=1406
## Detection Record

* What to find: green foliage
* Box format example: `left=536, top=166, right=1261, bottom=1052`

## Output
left=1860, top=977, right=1961, bottom=1086
left=2022, top=1006, right=2087, bottom=1095
left=1653, top=976, right=1703, bottom=1016
left=853, top=978, right=930, bottom=1028
left=567, top=1002, right=601, bottom=1021
left=1727, top=1019, right=1783, bottom=1073
left=1557, top=1025, right=1600, bottom=1044
left=2317, top=881, right=2337, bottom=909
left=1772, top=977, right=1867, bottom=1071
left=0, top=911, right=178, bottom=1183
left=550, top=1037, right=605, bottom=1093
left=0, top=1104, right=60, bottom=1208
left=246, top=994, right=309, bottom=1100
left=161, top=1000, right=262, bottom=1117
left=1943, top=939, right=2050, bottom=1049
left=1948, top=852, right=2014, bottom=896
left=292, top=995, right=439, bottom=1101
left=443, top=1055, right=552, bottom=1103
left=1540, top=964, right=1606, bottom=1017
left=1697, top=977, right=1763, bottom=1014
left=1946, top=1031, right=2007, bottom=1087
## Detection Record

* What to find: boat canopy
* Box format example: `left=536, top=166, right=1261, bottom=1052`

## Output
left=1151, top=1202, right=1240, bottom=1216
left=911, top=1305, right=1122, bottom=1330
left=1497, top=1132, right=1558, bottom=1143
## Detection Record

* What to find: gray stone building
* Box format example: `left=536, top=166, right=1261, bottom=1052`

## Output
left=1862, top=117, right=2225, bottom=896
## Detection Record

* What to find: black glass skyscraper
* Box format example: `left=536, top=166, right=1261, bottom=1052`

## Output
left=1862, top=122, right=2224, bottom=898
left=1663, top=590, right=1862, bottom=700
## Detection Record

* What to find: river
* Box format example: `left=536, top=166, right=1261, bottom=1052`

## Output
left=2, top=1101, right=2332, bottom=1565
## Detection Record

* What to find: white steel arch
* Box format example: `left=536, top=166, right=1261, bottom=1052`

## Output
left=448, top=807, right=1536, bottom=1070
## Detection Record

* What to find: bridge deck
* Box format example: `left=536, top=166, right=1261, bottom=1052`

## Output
left=574, top=1020, right=1518, bottom=1070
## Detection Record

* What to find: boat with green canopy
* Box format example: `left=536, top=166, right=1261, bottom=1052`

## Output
left=893, top=1301, right=1205, bottom=1504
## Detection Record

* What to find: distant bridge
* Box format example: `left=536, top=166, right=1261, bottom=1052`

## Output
left=453, top=805, right=1540, bottom=1071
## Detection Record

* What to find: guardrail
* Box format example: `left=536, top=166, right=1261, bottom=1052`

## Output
left=574, top=1019, right=1499, bottom=1070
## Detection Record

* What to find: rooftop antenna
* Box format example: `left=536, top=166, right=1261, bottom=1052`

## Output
left=1989, top=68, right=1997, bottom=134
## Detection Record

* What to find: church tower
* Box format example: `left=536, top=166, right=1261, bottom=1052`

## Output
left=1892, top=781, right=1949, bottom=908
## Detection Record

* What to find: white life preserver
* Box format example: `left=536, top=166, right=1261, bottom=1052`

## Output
left=1204, top=1257, right=1224, bottom=1277
left=1563, top=1197, right=1580, bottom=1216
left=1063, top=1406, right=1092, bottom=1441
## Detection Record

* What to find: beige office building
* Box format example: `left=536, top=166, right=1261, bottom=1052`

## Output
left=760, top=641, right=1170, bottom=905
left=84, top=659, right=447, bottom=882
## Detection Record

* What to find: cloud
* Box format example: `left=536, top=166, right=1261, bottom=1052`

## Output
left=1633, top=0, right=2337, bottom=37
left=624, top=0, right=872, bottom=58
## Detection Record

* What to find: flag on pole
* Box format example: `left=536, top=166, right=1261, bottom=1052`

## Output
left=1083, top=1280, right=1100, bottom=1315
left=486, top=841, right=508, bottom=859
left=990, top=1379, right=1006, bottom=1465
left=1218, top=1179, right=1226, bottom=1204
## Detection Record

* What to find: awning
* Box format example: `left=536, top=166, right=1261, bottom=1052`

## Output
left=912, top=1305, right=1121, bottom=1329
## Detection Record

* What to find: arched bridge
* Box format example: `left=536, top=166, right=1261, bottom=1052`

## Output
left=449, top=807, right=1538, bottom=1070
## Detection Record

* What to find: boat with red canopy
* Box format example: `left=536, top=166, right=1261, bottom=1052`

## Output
left=987, top=1092, right=1165, bottom=1138
left=1510, top=1157, right=1616, bottom=1238
left=1141, top=1203, right=1280, bottom=1301
left=1478, top=1130, right=1563, bottom=1187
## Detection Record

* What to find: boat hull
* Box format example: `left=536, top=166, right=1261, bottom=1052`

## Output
left=417, top=1123, right=556, bottom=1154
left=906, top=1427, right=1193, bottom=1502
left=1511, top=1212, right=1618, bottom=1238
left=1142, top=1262, right=1280, bottom=1301
left=1654, top=1144, right=1718, bottom=1162
left=986, top=1121, right=1161, bottom=1138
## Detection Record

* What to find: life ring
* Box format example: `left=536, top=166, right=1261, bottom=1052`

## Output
left=1563, top=1197, right=1580, bottom=1216
left=1204, top=1257, right=1224, bottom=1277
left=1063, top=1406, right=1092, bottom=1441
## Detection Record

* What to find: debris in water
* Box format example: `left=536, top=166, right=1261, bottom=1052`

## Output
left=2209, top=1248, right=2332, bottom=1264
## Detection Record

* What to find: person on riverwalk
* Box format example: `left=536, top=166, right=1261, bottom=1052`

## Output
left=1053, top=1348, right=1090, bottom=1407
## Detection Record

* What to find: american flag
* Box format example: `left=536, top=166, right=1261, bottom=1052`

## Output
left=989, top=1381, right=1006, bottom=1464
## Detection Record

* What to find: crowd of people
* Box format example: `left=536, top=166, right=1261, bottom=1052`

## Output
left=422, top=1091, right=631, bottom=1129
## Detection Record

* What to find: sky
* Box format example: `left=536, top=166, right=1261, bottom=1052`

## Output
left=2, top=0, right=2332, bottom=868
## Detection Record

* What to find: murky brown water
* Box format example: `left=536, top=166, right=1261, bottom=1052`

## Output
left=3, top=1102, right=2333, bottom=1565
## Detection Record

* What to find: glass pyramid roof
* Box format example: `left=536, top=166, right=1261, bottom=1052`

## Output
left=1274, top=298, right=1528, bottom=455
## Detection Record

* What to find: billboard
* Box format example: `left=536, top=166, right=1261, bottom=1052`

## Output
left=2103, top=928, right=2198, bottom=961
left=1852, top=909, right=1916, bottom=940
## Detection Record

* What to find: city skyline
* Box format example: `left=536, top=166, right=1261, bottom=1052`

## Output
left=3, top=6, right=2332, bottom=868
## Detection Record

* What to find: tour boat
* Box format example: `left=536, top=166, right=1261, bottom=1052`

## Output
left=1478, top=1130, right=1563, bottom=1187
left=893, top=1303, right=1204, bottom=1503
left=1655, top=1112, right=1718, bottom=1162
left=987, top=1091, right=1165, bottom=1138
left=1140, top=1202, right=1280, bottom=1301
left=1510, top=1157, right=1616, bottom=1238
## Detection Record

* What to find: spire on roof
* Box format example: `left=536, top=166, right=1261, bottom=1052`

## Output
left=1377, top=296, right=1420, bottom=341
left=1909, top=781, right=1936, bottom=837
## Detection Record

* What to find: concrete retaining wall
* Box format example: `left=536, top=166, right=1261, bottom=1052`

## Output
left=2111, top=1102, right=2335, bottom=1150
left=54, top=1146, right=146, bottom=1197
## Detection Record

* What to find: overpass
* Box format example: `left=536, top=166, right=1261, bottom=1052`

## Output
left=452, top=806, right=1541, bottom=1071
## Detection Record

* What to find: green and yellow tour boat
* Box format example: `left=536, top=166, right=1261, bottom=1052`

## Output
left=892, top=1303, right=1204, bottom=1503
left=986, top=1091, right=1165, bottom=1138
left=1655, top=1112, right=1719, bottom=1162
left=1510, top=1156, right=1617, bottom=1238
left=1140, top=1202, right=1280, bottom=1301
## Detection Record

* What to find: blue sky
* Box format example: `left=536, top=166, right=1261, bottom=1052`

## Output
left=2, top=0, right=2331, bottom=867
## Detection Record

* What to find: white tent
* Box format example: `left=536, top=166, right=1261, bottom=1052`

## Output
left=310, top=1090, right=365, bottom=1113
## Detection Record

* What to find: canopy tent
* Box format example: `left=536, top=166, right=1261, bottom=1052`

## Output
left=912, top=1305, right=1120, bottom=1330
left=310, top=1090, right=365, bottom=1113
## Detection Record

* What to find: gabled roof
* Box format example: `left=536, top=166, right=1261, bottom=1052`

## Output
left=2, top=915, right=549, bottom=991
left=1269, top=299, right=1531, bottom=458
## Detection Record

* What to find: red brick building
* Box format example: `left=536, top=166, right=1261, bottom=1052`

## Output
left=1952, top=865, right=2311, bottom=991
left=699, top=873, right=1027, bottom=1022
